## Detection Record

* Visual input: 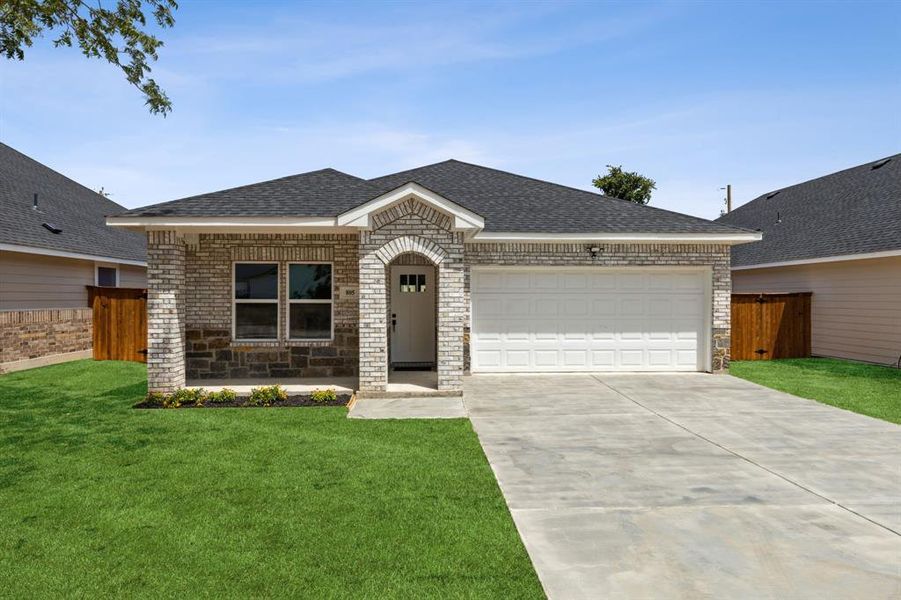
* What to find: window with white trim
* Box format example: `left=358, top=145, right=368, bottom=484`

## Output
left=95, top=265, right=118, bottom=287
left=288, top=263, right=333, bottom=340
left=234, top=263, right=279, bottom=340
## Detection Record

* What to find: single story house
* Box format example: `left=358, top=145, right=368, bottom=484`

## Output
left=717, top=154, right=900, bottom=366
left=108, top=160, right=760, bottom=394
left=0, top=143, right=147, bottom=373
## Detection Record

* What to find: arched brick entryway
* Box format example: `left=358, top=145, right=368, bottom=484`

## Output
left=358, top=215, right=465, bottom=393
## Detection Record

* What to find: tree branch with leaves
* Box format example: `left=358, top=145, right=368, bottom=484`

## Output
left=1, top=0, right=177, bottom=115
left=592, top=165, right=656, bottom=205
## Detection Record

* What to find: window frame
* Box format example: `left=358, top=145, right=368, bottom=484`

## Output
left=94, top=263, right=119, bottom=287
left=287, top=261, right=335, bottom=342
left=232, top=261, right=280, bottom=342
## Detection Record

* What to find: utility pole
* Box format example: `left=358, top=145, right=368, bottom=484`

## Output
left=719, top=184, right=733, bottom=215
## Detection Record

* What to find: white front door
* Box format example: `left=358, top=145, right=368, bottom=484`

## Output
left=471, top=268, right=709, bottom=372
left=390, top=266, right=436, bottom=364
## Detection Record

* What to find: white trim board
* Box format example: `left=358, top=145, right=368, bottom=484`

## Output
left=468, top=232, right=762, bottom=244
left=0, top=243, right=147, bottom=267
left=733, top=249, right=901, bottom=270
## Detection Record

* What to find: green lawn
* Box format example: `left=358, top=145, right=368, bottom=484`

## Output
left=0, top=361, right=542, bottom=598
left=730, top=358, right=901, bottom=424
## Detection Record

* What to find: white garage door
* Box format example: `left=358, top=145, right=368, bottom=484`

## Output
left=471, top=268, right=709, bottom=372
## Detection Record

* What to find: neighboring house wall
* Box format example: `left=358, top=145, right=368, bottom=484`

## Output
left=182, top=233, right=359, bottom=381
left=464, top=243, right=733, bottom=372
left=732, top=256, right=901, bottom=365
left=0, top=250, right=147, bottom=371
left=0, top=308, right=92, bottom=372
left=119, top=264, right=148, bottom=288
left=1, top=251, right=95, bottom=309
left=0, top=251, right=147, bottom=309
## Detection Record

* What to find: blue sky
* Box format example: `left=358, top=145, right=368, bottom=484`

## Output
left=1, top=1, right=899, bottom=218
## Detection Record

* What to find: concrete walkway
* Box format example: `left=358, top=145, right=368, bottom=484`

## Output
left=466, top=373, right=901, bottom=599
left=347, top=396, right=466, bottom=419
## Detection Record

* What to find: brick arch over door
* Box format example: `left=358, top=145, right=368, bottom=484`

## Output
left=358, top=205, right=465, bottom=393
left=374, top=235, right=448, bottom=266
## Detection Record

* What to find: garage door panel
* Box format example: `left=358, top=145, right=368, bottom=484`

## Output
left=532, top=273, right=558, bottom=289
left=562, top=273, right=588, bottom=289
left=592, top=298, right=616, bottom=316
left=476, top=350, right=502, bottom=368
left=591, top=350, right=615, bottom=367
left=619, top=349, right=645, bottom=366
left=563, top=298, right=589, bottom=316
left=505, top=350, right=530, bottom=368
left=619, top=297, right=645, bottom=316
left=534, top=299, right=559, bottom=316
left=534, top=350, right=560, bottom=367
left=472, top=269, right=707, bottom=372
left=648, top=349, right=674, bottom=366
left=591, top=274, right=617, bottom=289
left=563, top=350, right=587, bottom=367
left=648, top=297, right=673, bottom=317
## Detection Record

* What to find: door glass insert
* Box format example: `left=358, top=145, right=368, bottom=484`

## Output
left=400, top=273, right=427, bottom=293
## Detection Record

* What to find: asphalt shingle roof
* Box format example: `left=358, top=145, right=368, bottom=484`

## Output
left=123, top=168, right=378, bottom=217
left=0, top=143, right=146, bottom=263
left=716, top=154, right=901, bottom=267
left=119, top=159, right=750, bottom=235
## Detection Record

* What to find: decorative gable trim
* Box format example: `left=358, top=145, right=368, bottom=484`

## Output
left=370, top=198, right=453, bottom=231
left=336, top=182, right=484, bottom=231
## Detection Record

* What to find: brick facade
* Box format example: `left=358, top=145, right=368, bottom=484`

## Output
left=179, top=233, right=359, bottom=381
left=0, top=308, right=92, bottom=370
left=464, top=242, right=732, bottom=371
left=144, top=221, right=732, bottom=393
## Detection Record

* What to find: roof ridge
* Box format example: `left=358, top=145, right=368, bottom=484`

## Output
left=437, top=159, right=756, bottom=233
left=0, top=142, right=130, bottom=212
left=125, top=167, right=373, bottom=215
left=367, top=159, right=457, bottom=182
left=730, top=152, right=901, bottom=217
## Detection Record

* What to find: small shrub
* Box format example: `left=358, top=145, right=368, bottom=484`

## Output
left=162, top=393, right=180, bottom=409
left=207, top=388, right=237, bottom=404
left=167, top=387, right=206, bottom=408
left=310, top=388, right=338, bottom=404
left=248, top=385, right=288, bottom=407
left=143, top=391, right=166, bottom=407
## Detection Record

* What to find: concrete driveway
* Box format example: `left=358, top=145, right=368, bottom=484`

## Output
left=465, top=373, right=901, bottom=599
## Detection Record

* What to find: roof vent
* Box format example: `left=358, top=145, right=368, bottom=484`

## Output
left=766, top=190, right=780, bottom=199
left=871, top=158, right=891, bottom=170
left=42, top=222, right=62, bottom=234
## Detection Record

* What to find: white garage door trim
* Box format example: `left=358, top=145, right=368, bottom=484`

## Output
left=470, top=266, right=712, bottom=373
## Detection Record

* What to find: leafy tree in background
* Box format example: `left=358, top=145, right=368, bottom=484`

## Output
left=592, top=165, right=656, bottom=205
left=1, top=0, right=177, bottom=115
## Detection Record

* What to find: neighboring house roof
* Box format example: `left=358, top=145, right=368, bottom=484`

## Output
left=0, top=143, right=146, bottom=264
left=717, top=154, right=901, bottom=268
left=116, top=159, right=751, bottom=237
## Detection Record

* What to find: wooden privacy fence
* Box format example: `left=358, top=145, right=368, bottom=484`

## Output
left=88, top=286, right=147, bottom=362
left=731, top=292, right=812, bottom=361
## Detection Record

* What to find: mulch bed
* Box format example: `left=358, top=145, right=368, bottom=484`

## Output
left=134, top=394, right=352, bottom=409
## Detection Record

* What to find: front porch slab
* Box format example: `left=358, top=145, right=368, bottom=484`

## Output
left=348, top=396, right=467, bottom=419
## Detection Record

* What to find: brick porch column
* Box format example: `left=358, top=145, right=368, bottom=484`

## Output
left=146, top=230, right=186, bottom=393
left=436, top=256, right=464, bottom=391
left=358, top=238, right=388, bottom=391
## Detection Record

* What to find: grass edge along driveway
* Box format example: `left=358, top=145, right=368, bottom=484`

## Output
left=730, top=357, right=901, bottom=424
left=0, top=360, right=543, bottom=598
